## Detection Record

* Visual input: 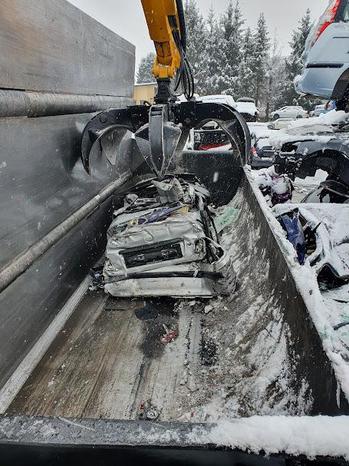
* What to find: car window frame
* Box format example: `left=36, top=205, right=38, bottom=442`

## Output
left=336, top=0, right=349, bottom=22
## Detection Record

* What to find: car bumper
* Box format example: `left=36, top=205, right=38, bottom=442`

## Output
left=295, top=66, right=346, bottom=100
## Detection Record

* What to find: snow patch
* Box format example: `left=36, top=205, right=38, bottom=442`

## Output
left=205, top=416, right=349, bottom=460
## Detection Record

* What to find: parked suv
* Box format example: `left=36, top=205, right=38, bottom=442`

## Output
left=235, top=97, right=259, bottom=122
left=199, top=94, right=258, bottom=122
left=199, top=94, right=236, bottom=108
left=270, top=106, right=307, bottom=120
left=295, top=0, right=349, bottom=103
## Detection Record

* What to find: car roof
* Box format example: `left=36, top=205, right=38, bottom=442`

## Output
left=237, top=97, right=254, bottom=102
left=201, top=94, right=234, bottom=100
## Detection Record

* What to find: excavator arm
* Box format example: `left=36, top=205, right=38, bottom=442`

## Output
left=80, top=0, right=250, bottom=180
left=141, top=0, right=182, bottom=80
left=141, top=0, right=193, bottom=103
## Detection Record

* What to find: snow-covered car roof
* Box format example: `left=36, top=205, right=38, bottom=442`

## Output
left=199, top=94, right=236, bottom=107
left=235, top=101, right=258, bottom=116
left=248, top=123, right=275, bottom=141
left=268, top=110, right=349, bottom=149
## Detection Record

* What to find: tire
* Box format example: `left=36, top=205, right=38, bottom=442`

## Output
left=296, top=114, right=302, bottom=119
left=273, top=114, right=279, bottom=120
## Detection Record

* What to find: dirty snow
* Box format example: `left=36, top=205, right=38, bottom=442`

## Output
left=170, top=187, right=312, bottom=422
left=248, top=170, right=349, bottom=404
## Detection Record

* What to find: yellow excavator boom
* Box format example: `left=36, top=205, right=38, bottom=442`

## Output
left=141, top=0, right=183, bottom=80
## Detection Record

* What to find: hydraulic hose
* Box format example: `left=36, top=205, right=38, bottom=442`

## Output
left=176, top=0, right=187, bottom=52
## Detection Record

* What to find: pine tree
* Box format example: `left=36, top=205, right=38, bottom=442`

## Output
left=201, top=8, right=224, bottom=95
left=251, top=13, right=270, bottom=107
left=136, top=52, right=156, bottom=84
left=184, top=0, right=207, bottom=94
left=279, top=9, right=312, bottom=108
left=237, top=27, right=255, bottom=99
left=265, top=38, right=287, bottom=118
left=220, top=1, right=244, bottom=96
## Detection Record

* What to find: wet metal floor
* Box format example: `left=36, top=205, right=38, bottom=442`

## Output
left=8, top=292, right=202, bottom=421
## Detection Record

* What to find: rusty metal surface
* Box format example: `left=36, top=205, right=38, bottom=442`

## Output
left=0, top=0, right=135, bottom=96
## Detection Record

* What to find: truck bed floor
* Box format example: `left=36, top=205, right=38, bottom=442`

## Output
left=8, top=291, right=202, bottom=421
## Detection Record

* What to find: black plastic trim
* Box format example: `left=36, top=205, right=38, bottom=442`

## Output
left=306, top=63, right=343, bottom=69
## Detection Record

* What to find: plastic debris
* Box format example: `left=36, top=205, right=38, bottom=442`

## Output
left=216, top=207, right=239, bottom=232
left=278, top=210, right=306, bottom=265
left=161, top=324, right=178, bottom=344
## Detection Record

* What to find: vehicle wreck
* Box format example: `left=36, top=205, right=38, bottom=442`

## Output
left=274, top=203, right=349, bottom=285
left=103, top=175, right=235, bottom=298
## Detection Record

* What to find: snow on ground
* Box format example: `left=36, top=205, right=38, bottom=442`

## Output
left=204, top=415, right=349, bottom=460
left=247, top=170, right=349, bottom=405
left=248, top=166, right=327, bottom=204
left=292, top=170, right=327, bottom=203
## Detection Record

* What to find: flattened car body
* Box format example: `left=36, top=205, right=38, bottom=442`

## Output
left=104, top=176, right=235, bottom=298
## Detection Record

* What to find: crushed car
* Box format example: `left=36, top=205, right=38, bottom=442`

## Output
left=101, top=175, right=236, bottom=298
left=274, top=203, right=349, bottom=287
left=271, top=111, right=349, bottom=203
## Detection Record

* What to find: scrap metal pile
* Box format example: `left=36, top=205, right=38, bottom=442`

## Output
left=103, top=175, right=235, bottom=298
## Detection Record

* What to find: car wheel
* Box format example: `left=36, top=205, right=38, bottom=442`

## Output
left=273, top=114, right=279, bottom=120
left=296, top=114, right=302, bottom=119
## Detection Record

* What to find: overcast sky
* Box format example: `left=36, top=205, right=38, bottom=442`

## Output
left=68, top=0, right=328, bottom=66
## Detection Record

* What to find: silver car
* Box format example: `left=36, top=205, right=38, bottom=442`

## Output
left=270, top=106, right=307, bottom=120
left=296, top=0, right=349, bottom=102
